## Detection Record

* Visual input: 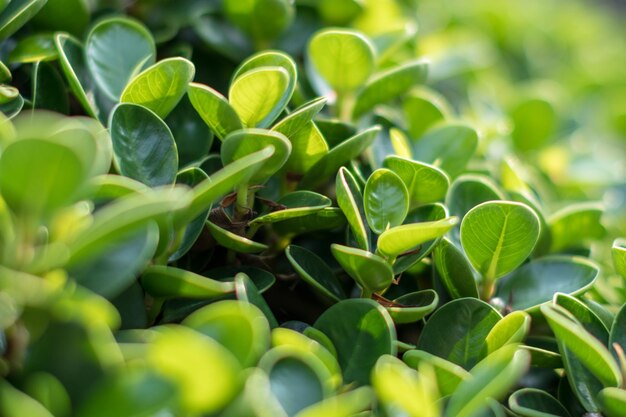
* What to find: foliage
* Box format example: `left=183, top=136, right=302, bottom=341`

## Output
left=0, top=0, right=625, bottom=416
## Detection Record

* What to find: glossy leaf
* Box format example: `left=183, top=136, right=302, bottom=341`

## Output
left=352, top=59, right=429, bottom=118
left=412, top=123, right=478, bottom=178
left=207, top=220, right=268, bottom=253
left=121, top=57, right=195, bottom=119
left=598, top=387, right=626, bottom=417
left=610, top=303, right=626, bottom=362
left=273, top=207, right=346, bottom=236
left=549, top=203, right=606, bottom=252
left=299, top=126, right=380, bottom=190
left=508, top=388, right=571, bottom=417
left=403, top=349, right=470, bottom=397
left=251, top=191, right=331, bottom=225
left=612, top=239, right=626, bottom=279
left=336, top=167, right=370, bottom=251
left=307, top=29, right=375, bottom=93
left=286, top=245, right=346, bottom=302
left=86, top=17, right=156, bottom=101
left=386, top=290, right=439, bottom=324
left=495, top=256, right=599, bottom=311
left=383, top=155, right=449, bottom=206
left=314, top=299, right=396, bottom=385
left=32, top=61, right=69, bottom=113
left=166, top=95, right=214, bottom=167
left=484, top=311, right=531, bottom=354
left=8, top=33, right=57, bottom=63
left=0, top=0, right=47, bottom=40
left=188, top=82, right=243, bottom=140
left=294, top=386, right=372, bottom=417
left=229, top=67, right=290, bottom=128
left=221, top=128, right=291, bottom=185
left=434, top=237, right=479, bottom=299
left=446, top=175, right=505, bottom=227
left=461, top=201, right=540, bottom=280
left=418, top=298, right=502, bottom=369
left=235, top=272, right=278, bottom=328
left=377, top=216, right=458, bottom=260
left=140, top=265, right=235, bottom=299
left=445, top=345, right=530, bottom=417
left=363, top=168, right=409, bottom=234
left=183, top=300, right=270, bottom=368
left=331, top=244, right=393, bottom=294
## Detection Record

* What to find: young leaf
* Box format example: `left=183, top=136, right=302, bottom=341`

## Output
left=314, top=299, right=396, bottom=385
left=403, top=350, right=470, bottom=397
left=386, top=290, right=439, bottom=324
left=140, top=265, right=235, bottom=299
left=307, top=29, right=375, bottom=93
left=331, top=244, right=393, bottom=294
left=434, top=237, right=479, bottom=299
left=598, top=387, right=626, bottom=417
left=418, top=298, right=502, bottom=369
left=85, top=17, right=156, bottom=101
left=461, top=201, right=540, bottom=281
left=229, top=66, right=290, bottom=128
left=335, top=167, right=370, bottom=251
left=221, top=129, right=291, bottom=185
left=383, top=155, right=450, bottom=206
left=377, top=216, right=458, bottom=260
left=121, top=57, right=195, bottom=119
left=364, top=168, right=409, bottom=234
left=484, top=311, right=531, bottom=354
left=110, top=103, right=178, bottom=187
left=187, top=82, right=243, bottom=141
left=352, top=60, right=428, bottom=118
left=207, top=220, right=269, bottom=254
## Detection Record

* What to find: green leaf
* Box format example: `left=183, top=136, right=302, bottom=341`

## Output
left=612, top=239, right=626, bottom=279
left=508, top=388, right=571, bottom=417
left=8, top=33, right=57, bottom=63
left=363, top=168, right=409, bottom=234
left=223, top=0, right=294, bottom=42
left=86, top=17, right=155, bottom=101
left=495, top=256, right=599, bottom=311
left=372, top=355, right=440, bottom=417
left=336, top=167, right=370, bottom=251
left=403, top=350, right=470, bottom=397
left=221, top=128, right=291, bottom=185
left=549, top=203, right=605, bottom=252
left=541, top=303, right=622, bottom=388
left=314, top=299, right=396, bottom=385
left=299, top=126, right=380, bottom=190
left=76, top=369, right=175, bottom=417
left=67, top=222, right=159, bottom=299
left=30, top=0, right=88, bottom=36
left=331, top=244, right=393, bottom=294
left=209, top=266, right=275, bottom=293
left=166, top=95, right=214, bottom=167
left=294, top=387, right=372, bottom=417
left=229, top=67, right=290, bottom=128
left=484, top=311, right=531, bottom=354
left=183, top=300, right=270, bottom=368
left=273, top=207, right=346, bottom=236
left=610, top=303, right=626, bottom=363
left=555, top=293, right=609, bottom=343
left=0, top=379, right=54, bottom=417
left=260, top=348, right=330, bottom=417
left=168, top=167, right=210, bottom=261
left=121, top=57, right=195, bottom=119
left=32, top=61, right=69, bottom=113
left=445, top=345, right=530, bottom=417
left=0, top=84, right=18, bottom=105
left=0, top=0, right=47, bottom=41
left=383, top=155, right=449, bottom=206
left=461, top=201, right=540, bottom=281
left=251, top=191, right=331, bottom=225
left=183, top=146, right=274, bottom=223
left=235, top=272, right=278, bottom=328
left=598, top=387, right=626, bottom=417
left=286, top=245, right=347, bottom=303
left=140, top=265, right=235, bottom=299
left=147, top=325, right=241, bottom=414
left=412, top=123, right=478, bottom=178
left=272, top=97, right=329, bottom=174
left=402, top=88, right=448, bottom=139
left=434, top=237, right=479, bottom=299
left=352, top=59, right=428, bottom=118
left=188, top=82, right=243, bottom=141
left=207, top=220, right=268, bottom=253
left=377, top=216, right=458, bottom=260
left=386, top=290, right=439, bottom=324
left=510, top=98, right=557, bottom=152
left=0, top=94, right=23, bottom=118
left=0, top=138, right=86, bottom=218
left=110, top=103, right=178, bottom=187
left=307, top=29, right=375, bottom=93
left=418, top=298, right=502, bottom=369
left=54, top=33, right=99, bottom=119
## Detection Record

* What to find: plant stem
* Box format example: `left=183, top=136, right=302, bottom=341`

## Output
left=481, top=278, right=496, bottom=301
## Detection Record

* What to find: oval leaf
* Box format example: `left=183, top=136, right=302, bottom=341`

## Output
left=364, top=168, right=409, bottom=234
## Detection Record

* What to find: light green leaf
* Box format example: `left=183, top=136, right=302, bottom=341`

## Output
left=598, top=387, right=626, bottom=417
left=294, top=387, right=372, bottom=417
left=229, top=66, right=290, bottom=128
left=235, top=272, right=278, bottom=329
left=461, top=201, right=540, bottom=281
left=251, top=191, right=331, bottom=225
left=612, top=239, right=626, bottom=279
left=223, top=0, right=294, bottom=42
left=141, top=265, right=235, bottom=299
left=121, top=57, right=195, bottom=119
left=403, top=350, right=470, bottom=397
left=383, top=155, right=449, bottom=206
left=364, top=168, right=409, bottom=234
left=402, top=88, right=449, bottom=139
left=207, top=220, right=268, bottom=253
left=307, top=29, right=375, bottom=93
left=484, top=311, right=531, bottom=354
left=331, top=244, right=394, bottom=294
left=386, top=290, right=439, bottom=324
left=377, top=216, right=458, bottom=260
left=549, top=203, right=605, bottom=252
left=0, top=379, right=54, bottom=417
left=188, top=82, right=243, bottom=141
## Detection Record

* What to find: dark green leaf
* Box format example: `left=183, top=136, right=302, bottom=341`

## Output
left=286, top=245, right=346, bottom=302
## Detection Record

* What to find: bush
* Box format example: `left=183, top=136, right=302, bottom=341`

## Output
left=0, top=0, right=625, bottom=416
